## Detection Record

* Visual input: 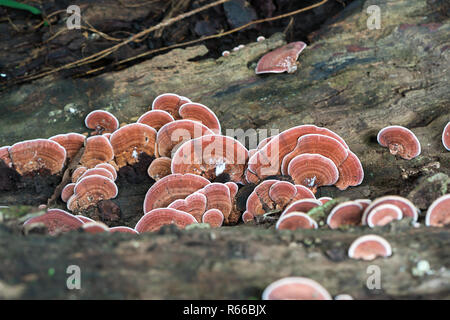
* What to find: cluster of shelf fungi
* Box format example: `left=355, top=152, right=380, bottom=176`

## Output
left=0, top=90, right=449, bottom=300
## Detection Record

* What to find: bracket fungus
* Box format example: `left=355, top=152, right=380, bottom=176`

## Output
left=80, top=135, right=114, bottom=168
left=137, top=110, right=174, bottom=131
left=110, top=123, right=157, bottom=168
left=147, top=156, right=172, bottom=181
left=326, top=201, right=363, bottom=229
left=77, top=167, right=115, bottom=182
left=335, top=151, right=364, bottom=190
left=85, top=110, right=119, bottom=134
left=49, top=133, right=85, bottom=160
left=443, top=122, right=450, bottom=151
left=171, top=134, right=249, bottom=183
left=23, top=209, right=83, bottom=236
left=348, top=234, right=392, bottom=261
left=61, top=183, right=76, bottom=202
left=425, top=194, right=450, bottom=227
left=201, top=183, right=233, bottom=223
left=109, top=226, right=139, bottom=234
left=0, top=146, right=12, bottom=167
left=377, top=125, right=421, bottom=160
left=178, top=103, right=221, bottom=135
left=262, top=277, right=332, bottom=300
left=276, top=212, right=318, bottom=230
left=71, top=166, right=88, bottom=182
left=362, top=195, right=418, bottom=224
left=143, top=173, right=210, bottom=213
left=202, top=209, right=224, bottom=228
left=255, top=41, right=307, bottom=74
left=95, top=163, right=117, bottom=181
left=9, top=139, right=67, bottom=175
left=281, top=199, right=322, bottom=217
left=152, top=93, right=190, bottom=120
left=268, top=181, right=297, bottom=208
left=367, top=204, right=403, bottom=228
left=167, top=192, right=207, bottom=223
left=82, top=221, right=110, bottom=234
left=318, top=197, right=332, bottom=205
left=135, top=208, right=198, bottom=233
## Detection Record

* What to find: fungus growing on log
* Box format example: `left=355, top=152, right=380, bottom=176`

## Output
left=262, top=277, right=332, bottom=300
left=178, top=103, right=221, bottom=135
left=80, top=136, right=114, bottom=168
left=84, top=110, right=119, bottom=134
left=425, top=194, right=450, bottom=227
left=137, top=110, right=174, bottom=131
left=335, top=151, right=364, bottom=190
left=276, top=212, right=318, bottom=230
left=152, top=93, right=189, bottom=119
left=281, top=198, right=322, bottom=217
left=377, top=125, right=421, bottom=160
left=61, top=183, right=75, bottom=202
left=167, top=192, right=207, bottom=223
left=0, top=146, right=12, bottom=167
left=326, top=201, right=363, bottom=229
left=362, top=195, right=418, bottom=224
left=49, top=133, right=85, bottom=160
left=367, top=204, right=403, bottom=228
left=109, top=226, right=139, bottom=234
left=255, top=41, right=307, bottom=74
left=200, top=183, right=233, bottom=224
left=135, top=208, right=197, bottom=233
left=95, top=163, right=117, bottom=181
left=268, top=181, right=297, bottom=208
left=443, top=122, right=450, bottom=151
left=348, top=234, right=392, bottom=261
left=23, top=209, right=83, bottom=235
left=82, top=221, right=110, bottom=234
left=147, top=157, right=172, bottom=181
left=202, top=209, right=224, bottom=228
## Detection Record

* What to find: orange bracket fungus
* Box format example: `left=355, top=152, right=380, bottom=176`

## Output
left=281, top=198, right=322, bottom=217
left=84, top=110, right=119, bottom=134
left=171, top=134, right=249, bottom=183
left=82, top=221, right=110, bottom=234
left=200, top=183, right=233, bottom=223
left=135, top=208, right=197, bottom=233
left=366, top=204, right=403, bottom=228
left=9, top=139, right=67, bottom=175
left=326, top=201, right=363, bottom=229
left=443, top=122, right=450, bottom=151
left=156, top=120, right=214, bottom=158
left=276, top=212, right=318, bottom=230
left=202, top=209, right=224, bottom=228
left=167, top=192, right=207, bottom=222
left=23, top=209, right=83, bottom=235
left=78, top=167, right=115, bottom=182
left=255, top=41, right=307, bottom=74
left=143, top=173, right=210, bottom=213
left=287, top=154, right=339, bottom=193
left=71, top=166, right=88, bottom=182
left=425, top=194, right=450, bottom=227
left=110, top=123, right=157, bottom=168
left=95, top=163, right=117, bottom=181
left=262, top=277, right=332, bottom=300
left=49, top=133, right=85, bottom=160
left=0, top=146, right=12, bottom=167
left=362, top=195, right=418, bottom=224
left=147, top=156, right=172, bottom=181
left=61, top=183, right=76, bottom=202
left=137, top=110, right=174, bottom=131
left=377, top=125, right=421, bottom=160
left=268, top=181, right=297, bottom=208
left=348, top=234, right=392, bottom=261
left=178, top=103, right=221, bottom=135
left=80, top=135, right=114, bottom=168
left=335, top=151, right=364, bottom=190
left=152, top=93, right=190, bottom=120
left=109, top=226, right=139, bottom=234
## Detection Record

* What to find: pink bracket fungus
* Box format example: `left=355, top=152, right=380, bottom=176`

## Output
left=67, top=174, right=118, bottom=212
left=49, top=133, right=85, bottom=160
left=443, top=122, right=450, bottom=151
left=377, top=125, right=421, bottom=160
left=95, top=163, right=117, bottom=181
left=9, top=139, right=67, bottom=175
left=225, top=181, right=239, bottom=200
left=367, top=204, right=403, bottom=228
left=281, top=198, right=322, bottom=218
left=0, top=146, right=12, bottom=168
left=281, top=134, right=348, bottom=175
left=335, top=151, right=364, bottom=190
left=152, top=93, right=189, bottom=120
left=137, top=110, right=174, bottom=131
left=242, top=211, right=255, bottom=223
left=262, top=277, right=332, bottom=300
left=362, top=195, right=418, bottom=224
left=318, top=197, right=332, bottom=205
left=167, top=192, right=207, bottom=223
left=85, top=110, right=119, bottom=134
left=80, top=135, right=114, bottom=168
left=82, top=221, right=110, bottom=234
left=156, top=120, right=214, bottom=158
left=178, top=103, right=221, bottom=135
left=61, top=183, right=76, bottom=202
left=76, top=215, right=95, bottom=224
left=71, top=166, right=88, bottom=182
left=268, top=181, right=297, bottom=208
left=110, top=123, right=157, bottom=168
left=143, top=173, right=210, bottom=213
left=202, top=209, right=224, bottom=228
left=171, top=134, right=249, bottom=183
left=287, top=154, right=339, bottom=193
left=291, top=185, right=316, bottom=201
left=354, top=199, right=372, bottom=211
left=276, top=212, right=318, bottom=230
left=255, top=41, right=307, bottom=74
left=135, top=208, right=198, bottom=233
left=23, top=209, right=83, bottom=236
left=109, top=226, right=139, bottom=234
left=425, top=194, right=450, bottom=227
left=200, top=183, right=234, bottom=224
left=326, top=201, right=364, bottom=229
left=348, top=234, right=392, bottom=261
left=147, top=156, right=172, bottom=181
left=77, top=167, right=115, bottom=182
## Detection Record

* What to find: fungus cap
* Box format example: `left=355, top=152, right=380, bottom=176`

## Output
left=68, top=174, right=118, bottom=211
left=80, top=135, right=114, bottom=168
left=85, top=110, right=119, bottom=133
left=137, top=110, right=174, bottom=131
left=262, top=277, right=332, bottom=300
left=95, top=163, right=117, bottom=181
left=442, top=122, right=450, bottom=151
left=152, top=93, right=186, bottom=119
left=0, top=146, right=12, bottom=167
left=377, top=125, right=421, bottom=160
left=362, top=195, right=418, bottom=224
left=318, top=197, right=332, bottom=205
left=23, top=209, right=83, bottom=235
left=269, top=181, right=297, bottom=208
left=335, top=151, right=364, bottom=190
left=425, top=194, right=450, bottom=227
left=9, top=139, right=67, bottom=175
left=242, top=211, right=255, bottom=223
left=179, top=103, right=221, bottom=135
left=147, top=157, right=172, bottom=181
left=255, top=41, right=307, bottom=74
left=276, top=212, right=318, bottom=230
left=82, top=221, right=110, bottom=234
left=367, top=204, right=403, bottom=228
left=49, top=133, right=85, bottom=160
left=348, top=234, right=392, bottom=261
left=281, top=198, right=322, bottom=217
left=135, top=208, right=198, bottom=233
left=202, top=209, right=224, bottom=228
left=78, top=167, right=114, bottom=182
left=72, top=166, right=88, bottom=182
left=201, top=183, right=232, bottom=223
left=61, top=183, right=76, bottom=202
left=109, top=226, right=139, bottom=234
left=291, top=185, right=316, bottom=201
left=167, top=192, right=207, bottom=222
left=326, top=201, right=363, bottom=229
